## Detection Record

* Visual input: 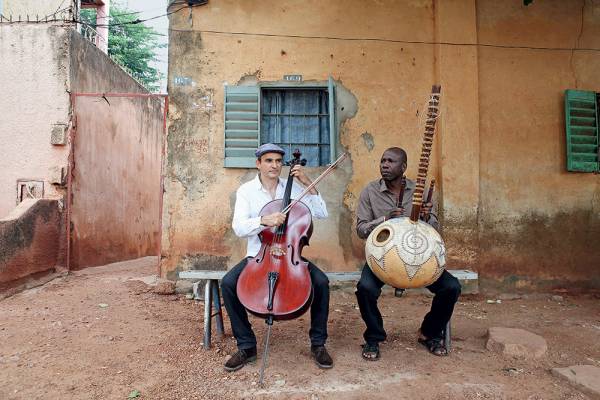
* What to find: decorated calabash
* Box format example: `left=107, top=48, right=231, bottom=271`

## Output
left=365, top=217, right=446, bottom=289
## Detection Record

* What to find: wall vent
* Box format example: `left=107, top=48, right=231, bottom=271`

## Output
left=16, top=180, right=44, bottom=204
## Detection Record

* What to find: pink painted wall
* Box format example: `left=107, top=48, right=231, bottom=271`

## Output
left=68, top=30, right=164, bottom=270
left=0, top=23, right=71, bottom=217
left=0, top=17, right=163, bottom=281
left=2, top=0, right=72, bottom=17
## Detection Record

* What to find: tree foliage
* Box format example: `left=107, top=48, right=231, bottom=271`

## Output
left=81, top=6, right=165, bottom=92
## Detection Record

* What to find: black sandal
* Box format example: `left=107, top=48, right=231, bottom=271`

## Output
left=417, top=336, right=448, bottom=357
left=361, top=343, right=380, bottom=361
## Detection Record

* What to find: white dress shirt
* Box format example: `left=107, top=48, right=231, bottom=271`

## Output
left=232, top=174, right=328, bottom=257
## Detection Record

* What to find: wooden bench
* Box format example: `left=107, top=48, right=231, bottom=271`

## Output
left=178, top=269, right=478, bottom=352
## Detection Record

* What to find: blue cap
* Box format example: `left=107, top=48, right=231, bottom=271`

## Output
left=255, top=143, right=285, bottom=158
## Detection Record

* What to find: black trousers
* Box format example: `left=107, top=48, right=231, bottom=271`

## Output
left=356, top=265, right=461, bottom=345
left=221, top=257, right=330, bottom=350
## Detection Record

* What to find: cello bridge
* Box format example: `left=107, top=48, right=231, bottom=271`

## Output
left=270, top=246, right=286, bottom=257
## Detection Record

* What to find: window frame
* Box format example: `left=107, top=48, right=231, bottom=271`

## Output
left=260, top=84, right=332, bottom=167
left=223, top=77, right=338, bottom=168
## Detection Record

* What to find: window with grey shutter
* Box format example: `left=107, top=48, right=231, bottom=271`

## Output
left=224, top=86, right=260, bottom=168
left=224, top=79, right=338, bottom=168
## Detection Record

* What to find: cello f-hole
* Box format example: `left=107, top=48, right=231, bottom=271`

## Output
left=286, top=243, right=300, bottom=266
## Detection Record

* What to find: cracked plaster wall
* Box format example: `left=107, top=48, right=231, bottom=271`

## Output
left=164, top=0, right=600, bottom=289
left=163, top=0, right=437, bottom=279
left=476, top=0, right=600, bottom=289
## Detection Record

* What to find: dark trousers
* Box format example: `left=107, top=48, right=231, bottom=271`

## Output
left=221, top=257, right=330, bottom=350
left=355, top=265, right=461, bottom=345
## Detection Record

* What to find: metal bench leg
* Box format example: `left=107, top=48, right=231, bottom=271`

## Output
left=203, top=280, right=213, bottom=349
left=212, top=280, right=224, bottom=336
left=445, top=320, right=451, bottom=353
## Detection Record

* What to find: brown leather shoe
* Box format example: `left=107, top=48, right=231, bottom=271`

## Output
left=311, top=345, right=333, bottom=369
left=224, top=347, right=257, bottom=372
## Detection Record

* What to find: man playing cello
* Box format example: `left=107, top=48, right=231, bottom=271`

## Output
left=355, top=147, right=461, bottom=360
left=221, top=143, right=334, bottom=372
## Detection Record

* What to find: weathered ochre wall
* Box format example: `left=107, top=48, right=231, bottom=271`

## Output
left=164, top=0, right=440, bottom=279
left=434, top=0, right=481, bottom=269
left=164, top=0, right=600, bottom=289
left=476, top=0, right=600, bottom=289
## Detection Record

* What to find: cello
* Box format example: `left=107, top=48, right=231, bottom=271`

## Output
left=236, top=149, right=346, bottom=385
left=237, top=149, right=313, bottom=322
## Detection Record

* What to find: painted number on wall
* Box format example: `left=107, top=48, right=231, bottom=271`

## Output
left=173, top=76, right=194, bottom=86
left=283, top=75, right=302, bottom=82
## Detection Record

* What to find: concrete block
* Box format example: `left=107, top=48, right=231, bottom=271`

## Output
left=49, top=166, right=67, bottom=186
left=50, top=124, right=68, bottom=145
left=175, top=279, right=194, bottom=294
left=486, top=327, right=547, bottom=359
left=551, top=365, right=600, bottom=399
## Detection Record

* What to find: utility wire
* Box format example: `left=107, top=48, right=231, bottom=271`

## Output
left=10, top=3, right=600, bottom=53
left=42, top=5, right=72, bottom=20
left=168, top=28, right=600, bottom=53
left=94, top=5, right=171, bottom=20
left=1, top=6, right=150, bottom=24
left=77, top=5, right=189, bottom=28
left=6, top=2, right=197, bottom=29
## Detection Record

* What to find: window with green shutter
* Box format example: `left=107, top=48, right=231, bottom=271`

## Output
left=224, top=78, right=338, bottom=168
left=565, top=89, right=599, bottom=173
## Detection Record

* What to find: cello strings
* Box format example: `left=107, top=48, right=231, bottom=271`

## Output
left=276, top=160, right=299, bottom=243
left=266, top=152, right=347, bottom=249
left=281, top=153, right=347, bottom=215
left=272, top=160, right=298, bottom=246
left=284, top=153, right=346, bottom=213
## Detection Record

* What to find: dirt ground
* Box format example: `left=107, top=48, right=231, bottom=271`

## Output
left=1, top=257, right=599, bottom=400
